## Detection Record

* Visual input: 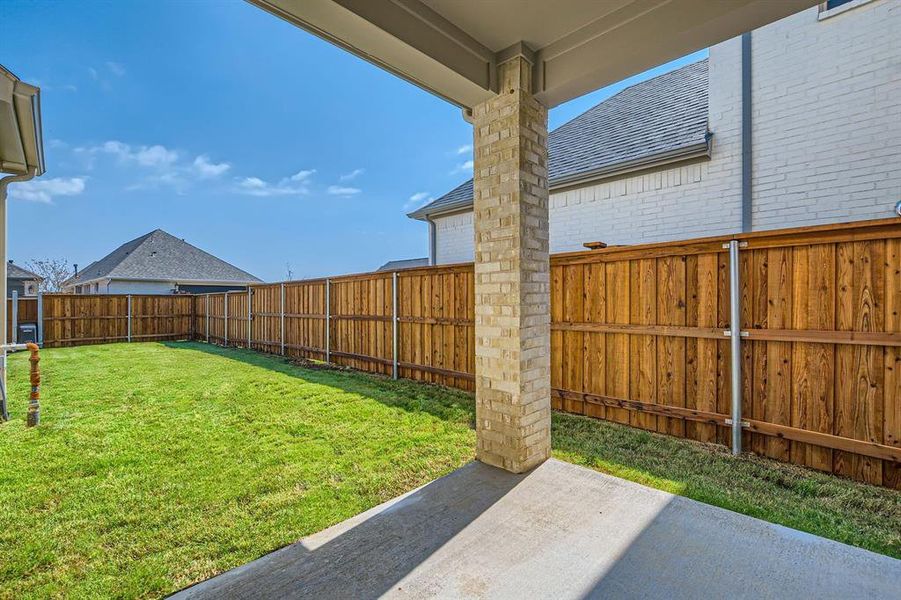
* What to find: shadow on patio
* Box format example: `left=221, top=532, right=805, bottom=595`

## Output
left=171, top=456, right=899, bottom=600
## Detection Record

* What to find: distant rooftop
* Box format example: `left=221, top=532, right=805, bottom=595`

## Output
left=7, top=261, right=42, bottom=281
left=377, top=257, right=429, bottom=272
left=65, top=229, right=262, bottom=285
left=409, top=59, right=709, bottom=220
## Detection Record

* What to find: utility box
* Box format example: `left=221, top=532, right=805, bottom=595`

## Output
left=17, top=323, right=37, bottom=345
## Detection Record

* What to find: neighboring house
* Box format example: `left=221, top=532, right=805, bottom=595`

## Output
left=62, top=229, right=262, bottom=294
left=377, top=258, right=429, bottom=272
left=409, top=1, right=901, bottom=264
left=6, top=261, right=42, bottom=297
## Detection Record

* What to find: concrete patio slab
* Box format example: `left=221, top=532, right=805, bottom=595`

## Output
left=172, top=459, right=900, bottom=600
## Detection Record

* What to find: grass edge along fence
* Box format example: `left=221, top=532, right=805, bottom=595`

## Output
left=195, top=218, right=900, bottom=489
left=9, top=218, right=900, bottom=488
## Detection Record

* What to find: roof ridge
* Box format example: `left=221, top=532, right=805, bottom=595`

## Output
left=65, top=228, right=261, bottom=285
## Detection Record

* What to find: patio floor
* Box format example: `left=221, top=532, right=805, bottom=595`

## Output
left=172, top=459, right=900, bottom=600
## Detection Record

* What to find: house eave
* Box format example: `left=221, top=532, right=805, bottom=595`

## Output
left=409, top=139, right=712, bottom=221
left=64, top=277, right=261, bottom=289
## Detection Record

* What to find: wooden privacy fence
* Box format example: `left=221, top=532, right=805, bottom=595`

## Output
left=194, top=218, right=900, bottom=488
left=5, top=219, right=897, bottom=487
left=8, top=293, right=194, bottom=347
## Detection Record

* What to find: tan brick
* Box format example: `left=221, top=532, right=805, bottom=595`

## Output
left=473, top=55, right=551, bottom=474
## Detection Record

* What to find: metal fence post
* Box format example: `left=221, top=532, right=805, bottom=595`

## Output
left=247, top=287, right=252, bottom=349
left=727, top=240, right=744, bottom=456
left=36, top=291, right=43, bottom=347
left=280, top=283, right=285, bottom=356
left=392, top=272, right=398, bottom=380
left=325, top=278, right=330, bottom=363
left=224, top=292, right=229, bottom=347
left=10, top=290, right=17, bottom=345
left=205, top=295, right=210, bottom=343
left=127, top=295, right=132, bottom=343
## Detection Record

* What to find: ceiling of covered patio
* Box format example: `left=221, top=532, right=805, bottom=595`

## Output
left=248, top=0, right=819, bottom=108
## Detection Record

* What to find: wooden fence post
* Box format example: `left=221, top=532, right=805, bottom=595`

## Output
left=36, top=292, right=43, bottom=347
left=205, top=295, right=210, bottom=343
left=247, top=287, right=252, bottom=349
left=126, top=295, right=132, bottom=343
left=224, top=292, right=229, bottom=347
left=280, top=283, right=285, bottom=356
left=325, top=279, right=330, bottom=363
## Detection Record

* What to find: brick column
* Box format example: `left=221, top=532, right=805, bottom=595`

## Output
left=472, top=54, right=551, bottom=473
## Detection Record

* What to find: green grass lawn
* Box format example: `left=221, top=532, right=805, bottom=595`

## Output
left=1, top=342, right=898, bottom=598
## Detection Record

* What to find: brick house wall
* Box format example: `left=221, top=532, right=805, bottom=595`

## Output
left=431, top=1, right=899, bottom=263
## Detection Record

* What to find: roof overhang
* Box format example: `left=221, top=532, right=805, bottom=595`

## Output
left=407, top=137, right=712, bottom=221
left=0, top=65, right=45, bottom=177
left=64, top=276, right=262, bottom=287
left=248, top=0, right=818, bottom=109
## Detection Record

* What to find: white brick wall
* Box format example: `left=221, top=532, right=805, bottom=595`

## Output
left=431, top=1, right=900, bottom=263
left=750, top=0, right=900, bottom=229
left=435, top=211, right=475, bottom=264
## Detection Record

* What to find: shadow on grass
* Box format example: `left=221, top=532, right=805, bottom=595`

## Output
left=161, top=341, right=477, bottom=428
left=162, top=341, right=900, bottom=558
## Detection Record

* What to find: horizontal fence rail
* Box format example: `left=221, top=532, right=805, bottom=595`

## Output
left=7, top=218, right=900, bottom=488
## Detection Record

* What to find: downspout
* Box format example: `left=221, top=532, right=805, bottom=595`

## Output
left=741, top=31, right=753, bottom=233
left=426, top=216, right=437, bottom=266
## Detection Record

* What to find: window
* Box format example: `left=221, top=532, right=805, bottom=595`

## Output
left=819, top=0, right=875, bottom=19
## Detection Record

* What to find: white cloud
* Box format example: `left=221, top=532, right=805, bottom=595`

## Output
left=193, top=155, right=231, bottom=178
left=96, top=140, right=179, bottom=167
left=327, top=185, right=361, bottom=196
left=451, top=159, right=474, bottom=174
left=234, top=170, right=315, bottom=197
left=88, top=67, right=98, bottom=80
left=456, top=144, right=472, bottom=155
left=76, top=141, right=231, bottom=192
left=106, top=61, right=126, bottom=76
left=339, top=168, right=364, bottom=181
left=404, top=191, right=434, bottom=211
left=289, top=169, right=316, bottom=183
left=8, top=177, right=86, bottom=204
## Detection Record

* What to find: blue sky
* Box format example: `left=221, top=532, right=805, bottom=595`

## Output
left=2, top=1, right=706, bottom=281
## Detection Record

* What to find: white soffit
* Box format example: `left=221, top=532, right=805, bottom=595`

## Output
left=0, top=65, right=44, bottom=176
left=248, top=0, right=819, bottom=108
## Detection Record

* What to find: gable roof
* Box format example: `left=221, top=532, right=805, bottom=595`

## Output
left=65, top=229, right=262, bottom=286
left=409, top=59, right=709, bottom=220
left=7, top=261, right=42, bottom=281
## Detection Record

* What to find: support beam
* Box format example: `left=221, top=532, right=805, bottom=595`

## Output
left=472, top=53, right=551, bottom=473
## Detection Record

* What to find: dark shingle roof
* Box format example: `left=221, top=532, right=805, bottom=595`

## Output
left=409, top=59, right=709, bottom=219
left=66, top=229, right=261, bottom=285
left=7, top=262, right=42, bottom=280
left=377, top=258, right=429, bottom=271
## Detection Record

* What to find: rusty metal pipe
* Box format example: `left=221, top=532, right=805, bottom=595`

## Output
left=25, top=342, right=40, bottom=427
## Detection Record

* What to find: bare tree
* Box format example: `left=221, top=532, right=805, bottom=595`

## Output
left=25, top=258, right=73, bottom=292
left=285, top=261, right=295, bottom=281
